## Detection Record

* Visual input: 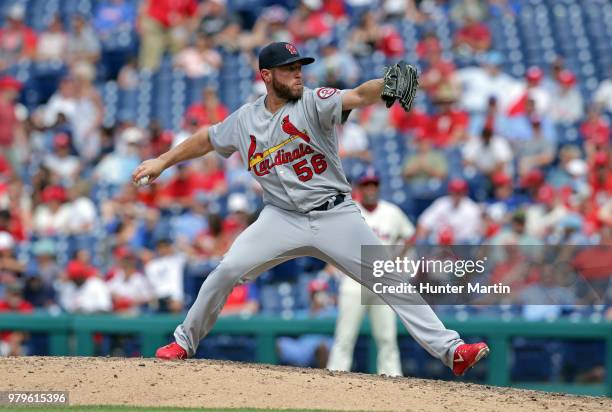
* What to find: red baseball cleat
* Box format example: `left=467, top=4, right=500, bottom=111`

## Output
left=155, top=342, right=187, bottom=360
left=452, top=342, right=489, bottom=376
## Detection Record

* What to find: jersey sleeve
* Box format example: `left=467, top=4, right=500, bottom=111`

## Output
left=208, top=108, right=242, bottom=158
left=303, top=88, right=345, bottom=131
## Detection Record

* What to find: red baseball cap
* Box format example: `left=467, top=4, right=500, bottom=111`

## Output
left=520, top=169, right=544, bottom=188
left=594, top=151, right=608, bottom=166
left=492, top=172, right=512, bottom=186
left=0, top=76, right=22, bottom=91
left=448, top=178, right=468, bottom=193
left=536, top=185, right=556, bottom=204
left=53, top=133, right=71, bottom=148
left=66, top=260, right=96, bottom=280
left=308, top=279, right=328, bottom=293
left=526, top=66, right=543, bottom=83
left=438, top=227, right=454, bottom=245
left=41, top=186, right=67, bottom=203
left=558, top=70, right=576, bottom=86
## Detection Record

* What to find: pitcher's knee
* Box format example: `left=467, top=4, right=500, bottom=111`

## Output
left=214, top=257, right=249, bottom=284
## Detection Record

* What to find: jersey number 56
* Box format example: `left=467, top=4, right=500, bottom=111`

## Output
left=293, top=154, right=328, bottom=182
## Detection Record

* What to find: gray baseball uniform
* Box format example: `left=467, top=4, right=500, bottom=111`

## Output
left=173, top=87, right=463, bottom=368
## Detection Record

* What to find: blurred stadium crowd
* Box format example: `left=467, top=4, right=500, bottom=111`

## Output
left=0, top=0, right=610, bottom=375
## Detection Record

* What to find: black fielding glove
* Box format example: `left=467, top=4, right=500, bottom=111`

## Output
left=381, top=61, right=419, bottom=112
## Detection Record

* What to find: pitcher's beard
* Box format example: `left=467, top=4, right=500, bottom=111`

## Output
left=272, top=77, right=303, bottom=101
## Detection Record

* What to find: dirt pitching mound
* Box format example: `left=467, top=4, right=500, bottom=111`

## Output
left=1, top=357, right=610, bottom=411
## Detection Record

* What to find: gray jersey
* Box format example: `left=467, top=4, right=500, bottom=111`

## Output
left=208, top=87, right=351, bottom=213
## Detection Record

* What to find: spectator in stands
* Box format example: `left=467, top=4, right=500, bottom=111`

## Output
left=580, top=104, right=610, bottom=156
left=490, top=210, right=543, bottom=247
left=588, top=152, right=612, bottom=198
left=35, top=15, right=68, bottom=63
left=419, top=34, right=459, bottom=100
left=138, top=0, right=199, bottom=71
left=548, top=70, right=584, bottom=125
left=220, top=282, right=259, bottom=316
left=417, top=179, right=482, bottom=244
left=146, top=120, right=173, bottom=159
left=184, top=87, right=228, bottom=129
left=193, top=214, right=232, bottom=258
left=0, top=232, right=24, bottom=280
left=24, top=239, right=59, bottom=307
left=347, top=10, right=380, bottom=58
left=196, top=155, right=227, bottom=195
left=507, top=67, right=552, bottom=117
left=57, top=260, right=112, bottom=313
left=94, top=126, right=143, bottom=185
left=571, top=223, right=612, bottom=305
left=145, top=239, right=185, bottom=313
left=337, top=115, right=371, bottom=162
left=67, top=14, right=101, bottom=66
left=457, top=51, right=521, bottom=113
left=485, top=172, right=527, bottom=222
left=0, top=4, right=37, bottom=69
left=43, top=133, right=81, bottom=186
left=173, top=32, right=222, bottom=79
left=71, top=62, right=104, bottom=161
left=117, top=56, right=139, bottom=90
left=107, top=247, right=153, bottom=314
left=516, top=119, right=556, bottom=177
left=240, top=6, right=291, bottom=51
left=307, top=39, right=359, bottom=89
left=158, top=163, right=199, bottom=209
left=427, top=87, right=469, bottom=147
left=403, top=130, right=448, bottom=213
left=593, top=64, right=612, bottom=113
left=42, top=76, right=77, bottom=130
left=462, top=126, right=514, bottom=178
left=277, top=279, right=336, bottom=368
left=0, top=280, right=33, bottom=356
left=288, top=0, right=332, bottom=44
left=453, top=14, right=491, bottom=57
left=546, top=213, right=592, bottom=246
left=172, top=196, right=210, bottom=249
left=223, top=193, right=252, bottom=241
left=546, top=145, right=582, bottom=189
left=198, top=0, right=242, bottom=50
left=525, top=185, right=569, bottom=240
left=0, top=76, right=25, bottom=174
left=93, top=0, right=136, bottom=41
left=64, top=181, right=98, bottom=235
left=32, top=186, right=71, bottom=236
left=450, top=0, right=489, bottom=24
left=518, top=262, right=576, bottom=321
left=499, top=97, right=556, bottom=146
left=0, top=209, right=24, bottom=244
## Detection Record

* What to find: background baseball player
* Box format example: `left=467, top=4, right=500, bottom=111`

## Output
left=327, top=168, right=415, bottom=377
left=132, top=42, right=489, bottom=376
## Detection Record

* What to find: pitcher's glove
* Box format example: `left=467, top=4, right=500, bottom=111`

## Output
left=381, top=61, right=419, bottom=112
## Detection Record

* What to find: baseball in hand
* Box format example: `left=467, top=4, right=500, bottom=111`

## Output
left=136, top=176, right=149, bottom=186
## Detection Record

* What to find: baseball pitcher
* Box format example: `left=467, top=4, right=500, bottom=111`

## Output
left=132, top=42, right=489, bottom=376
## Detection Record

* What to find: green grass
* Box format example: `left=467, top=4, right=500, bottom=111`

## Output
left=0, top=407, right=350, bottom=412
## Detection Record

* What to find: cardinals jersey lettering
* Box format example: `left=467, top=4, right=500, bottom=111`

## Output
left=208, top=88, right=351, bottom=212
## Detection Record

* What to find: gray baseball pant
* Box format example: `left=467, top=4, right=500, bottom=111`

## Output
left=174, top=199, right=463, bottom=367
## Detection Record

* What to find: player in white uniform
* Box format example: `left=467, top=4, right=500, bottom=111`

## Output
left=327, top=168, right=414, bottom=376
left=132, top=42, right=489, bottom=376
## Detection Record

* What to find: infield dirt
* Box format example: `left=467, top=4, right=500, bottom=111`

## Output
left=1, top=357, right=610, bottom=411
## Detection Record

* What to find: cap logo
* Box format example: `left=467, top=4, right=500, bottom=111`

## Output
left=285, top=43, right=298, bottom=55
